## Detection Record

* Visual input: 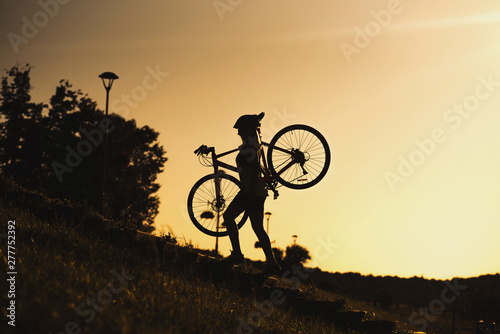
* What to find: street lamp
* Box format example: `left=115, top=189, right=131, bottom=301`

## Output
left=292, top=235, right=298, bottom=244
left=264, top=211, right=272, bottom=234
left=99, top=71, right=118, bottom=216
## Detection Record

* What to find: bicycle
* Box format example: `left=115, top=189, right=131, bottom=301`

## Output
left=187, top=123, right=331, bottom=237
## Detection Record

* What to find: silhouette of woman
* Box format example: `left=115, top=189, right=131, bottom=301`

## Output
left=222, top=113, right=281, bottom=274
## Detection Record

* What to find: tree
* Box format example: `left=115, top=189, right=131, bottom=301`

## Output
left=283, top=244, right=311, bottom=268
left=0, top=64, right=47, bottom=189
left=0, top=64, right=167, bottom=231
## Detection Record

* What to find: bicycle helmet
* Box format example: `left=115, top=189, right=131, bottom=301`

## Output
left=233, top=112, right=265, bottom=129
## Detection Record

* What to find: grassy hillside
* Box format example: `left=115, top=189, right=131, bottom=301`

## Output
left=0, top=177, right=350, bottom=334
left=5, top=175, right=494, bottom=333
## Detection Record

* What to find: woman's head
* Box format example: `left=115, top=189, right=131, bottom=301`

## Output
left=233, top=113, right=264, bottom=142
left=233, top=113, right=264, bottom=130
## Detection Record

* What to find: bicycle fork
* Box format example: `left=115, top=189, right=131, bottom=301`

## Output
left=213, top=171, right=223, bottom=254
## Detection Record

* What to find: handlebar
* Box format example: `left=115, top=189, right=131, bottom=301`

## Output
left=194, top=145, right=215, bottom=156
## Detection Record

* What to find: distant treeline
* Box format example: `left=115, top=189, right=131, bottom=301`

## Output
left=308, top=268, right=500, bottom=314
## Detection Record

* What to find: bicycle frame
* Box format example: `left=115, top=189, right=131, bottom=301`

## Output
left=210, top=143, right=296, bottom=177
left=208, top=139, right=303, bottom=206
left=189, top=123, right=330, bottom=239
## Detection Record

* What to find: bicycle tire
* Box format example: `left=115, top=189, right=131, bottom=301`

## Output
left=187, top=173, right=248, bottom=237
left=267, top=124, right=331, bottom=189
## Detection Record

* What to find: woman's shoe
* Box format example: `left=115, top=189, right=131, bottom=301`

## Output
left=263, top=262, right=282, bottom=276
left=222, top=251, right=245, bottom=265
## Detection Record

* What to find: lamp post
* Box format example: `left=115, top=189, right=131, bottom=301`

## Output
left=292, top=235, right=298, bottom=244
left=264, top=211, right=272, bottom=234
left=99, top=72, right=118, bottom=217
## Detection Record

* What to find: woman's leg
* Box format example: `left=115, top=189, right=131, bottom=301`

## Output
left=222, top=201, right=245, bottom=255
left=249, top=210, right=277, bottom=264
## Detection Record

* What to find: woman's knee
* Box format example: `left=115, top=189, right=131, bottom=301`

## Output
left=250, top=219, right=266, bottom=235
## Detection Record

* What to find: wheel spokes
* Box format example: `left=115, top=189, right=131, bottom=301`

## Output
left=190, top=176, right=246, bottom=234
left=270, top=127, right=329, bottom=188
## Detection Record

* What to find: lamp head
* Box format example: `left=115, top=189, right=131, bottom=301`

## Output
left=99, top=72, right=119, bottom=90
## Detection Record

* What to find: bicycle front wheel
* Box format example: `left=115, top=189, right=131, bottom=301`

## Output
left=267, top=124, right=331, bottom=189
left=187, top=173, right=248, bottom=237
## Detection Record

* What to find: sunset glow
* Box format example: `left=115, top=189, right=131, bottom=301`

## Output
left=3, top=0, right=500, bottom=279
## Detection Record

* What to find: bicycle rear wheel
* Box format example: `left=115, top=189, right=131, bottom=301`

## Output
left=267, top=124, right=331, bottom=189
left=187, top=173, right=248, bottom=237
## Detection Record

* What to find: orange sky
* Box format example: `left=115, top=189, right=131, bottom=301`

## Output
left=2, top=0, right=500, bottom=279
